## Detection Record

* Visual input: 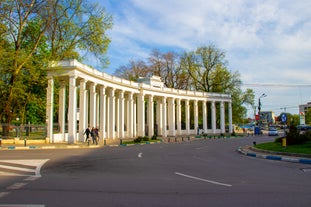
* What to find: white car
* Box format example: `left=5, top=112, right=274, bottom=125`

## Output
left=268, top=128, right=278, bottom=136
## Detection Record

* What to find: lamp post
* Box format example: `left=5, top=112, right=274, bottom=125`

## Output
left=257, top=93, right=267, bottom=126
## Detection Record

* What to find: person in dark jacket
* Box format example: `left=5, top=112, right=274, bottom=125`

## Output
left=91, top=127, right=97, bottom=145
left=84, top=126, right=91, bottom=142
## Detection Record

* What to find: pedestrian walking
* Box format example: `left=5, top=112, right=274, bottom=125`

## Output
left=91, top=127, right=97, bottom=145
left=94, top=126, right=99, bottom=145
left=84, top=126, right=91, bottom=142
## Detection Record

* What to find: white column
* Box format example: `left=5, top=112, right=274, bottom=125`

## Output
left=99, top=86, right=106, bottom=140
left=220, top=101, right=225, bottom=133
left=127, top=92, right=134, bottom=138
left=109, top=88, right=115, bottom=139
left=194, top=100, right=198, bottom=134
left=133, top=96, right=137, bottom=137
left=119, top=90, right=125, bottom=139
left=156, top=99, right=162, bottom=136
left=176, top=98, right=182, bottom=135
left=185, top=99, right=190, bottom=135
left=211, top=101, right=216, bottom=134
left=203, top=101, right=207, bottom=133
left=58, top=81, right=66, bottom=141
left=162, top=97, right=167, bottom=137
left=168, top=98, right=175, bottom=136
left=89, top=83, right=97, bottom=128
left=68, top=75, right=77, bottom=144
left=137, top=94, right=145, bottom=137
left=46, top=77, right=54, bottom=143
left=148, top=95, right=154, bottom=137
left=79, top=79, right=87, bottom=142
left=228, top=102, right=233, bottom=133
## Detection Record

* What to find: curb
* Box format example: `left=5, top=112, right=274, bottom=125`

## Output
left=237, top=146, right=311, bottom=164
left=0, top=140, right=164, bottom=150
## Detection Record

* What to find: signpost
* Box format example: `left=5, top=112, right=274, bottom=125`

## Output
left=280, top=113, right=287, bottom=148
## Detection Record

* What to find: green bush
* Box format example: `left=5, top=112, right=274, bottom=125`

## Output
left=143, top=136, right=150, bottom=141
left=278, top=126, right=311, bottom=145
left=151, top=134, right=157, bottom=140
left=134, top=137, right=142, bottom=143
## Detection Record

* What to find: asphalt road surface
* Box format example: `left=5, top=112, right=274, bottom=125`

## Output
left=0, top=136, right=310, bottom=207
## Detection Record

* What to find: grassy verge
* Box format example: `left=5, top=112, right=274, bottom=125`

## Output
left=122, top=139, right=162, bottom=145
left=255, top=141, right=311, bottom=155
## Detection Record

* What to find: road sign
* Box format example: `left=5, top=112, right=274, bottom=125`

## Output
left=281, top=113, right=287, bottom=123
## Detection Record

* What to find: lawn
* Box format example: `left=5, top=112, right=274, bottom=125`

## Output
left=255, top=141, right=311, bottom=155
left=122, top=139, right=162, bottom=145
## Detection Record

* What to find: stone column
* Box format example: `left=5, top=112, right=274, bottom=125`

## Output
left=137, top=94, right=145, bottom=137
left=127, top=92, right=134, bottom=138
left=220, top=101, right=225, bottom=133
left=89, top=83, right=97, bottom=128
left=228, top=102, right=233, bottom=133
left=194, top=100, right=198, bottom=134
left=58, top=81, right=66, bottom=141
left=156, top=98, right=162, bottom=136
left=109, top=88, right=115, bottom=139
left=68, top=75, right=77, bottom=144
left=99, top=86, right=106, bottom=140
left=176, top=98, right=181, bottom=135
left=203, top=101, right=207, bottom=133
left=148, top=95, right=154, bottom=137
left=185, top=99, right=190, bottom=135
left=79, top=79, right=87, bottom=142
left=133, top=96, right=137, bottom=138
left=46, top=77, right=54, bottom=143
left=119, top=90, right=125, bottom=139
left=162, top=97, right=167, bottom=137
left=211, top=101, right=216, bottom=134
left=168, top=98, right=175, bottom=136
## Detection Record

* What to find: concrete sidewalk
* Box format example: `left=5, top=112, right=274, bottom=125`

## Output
left=237, top=145, right=311, bottom=164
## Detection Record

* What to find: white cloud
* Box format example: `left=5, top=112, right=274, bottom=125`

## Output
left=90, top=0, right=311, bottom=115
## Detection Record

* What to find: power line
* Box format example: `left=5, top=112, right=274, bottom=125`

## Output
left=242, top=83, right=311, bottom=87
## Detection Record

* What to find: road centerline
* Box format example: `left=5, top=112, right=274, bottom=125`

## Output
left=175, top=172, right=232, bottom=187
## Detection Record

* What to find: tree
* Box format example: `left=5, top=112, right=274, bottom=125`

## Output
left=305, top=108, right=311, bottom=125
left=115, top=45, right=255, bottom=123
left=180, top=45, right=254, bottom=123
left=114, top=60, right=151, bottom=81
left=148, top=49, right=190, bottom=89
left=0, top=0, right=112, bottom=127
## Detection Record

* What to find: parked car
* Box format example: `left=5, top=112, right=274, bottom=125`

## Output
left=268, top=128, right=278, bottom=136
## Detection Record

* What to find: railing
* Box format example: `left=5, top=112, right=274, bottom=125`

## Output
left=0, top=123, right=47, bottom=140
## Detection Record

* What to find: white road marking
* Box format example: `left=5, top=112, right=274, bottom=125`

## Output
left=175, top=172, right=232, bottom=187
left=0, top=164, right=35, bottom=173
left=138, top=152, right=143, bottom=158
left=0, top=159, right=49, bottom=177
left=0, top=192, right=10, bottom=198
left=7, top=182, right=28, bottom=190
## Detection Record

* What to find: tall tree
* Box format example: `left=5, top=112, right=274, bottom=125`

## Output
left=0, top=0, right=112, bottom=126
left=180, top=45, right=254, bottom=122
left=148, top=49, right=190, bottom=89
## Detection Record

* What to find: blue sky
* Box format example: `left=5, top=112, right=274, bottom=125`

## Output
left=87, top=0, right=311, bottom=117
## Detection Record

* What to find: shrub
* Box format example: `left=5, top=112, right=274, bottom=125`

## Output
left=143, top=136, right=150, bottom=141
left=151, top=135, right=157, bottom=140
left=134, top=137, right=142, bottom=143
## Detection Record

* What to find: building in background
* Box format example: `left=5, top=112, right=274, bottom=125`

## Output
left=299, top=102, right=311, bottom=115
left=260, top=111, right=276, bottom=126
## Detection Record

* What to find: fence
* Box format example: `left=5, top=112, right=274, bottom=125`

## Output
left=0, top=123, right=47, bottom=140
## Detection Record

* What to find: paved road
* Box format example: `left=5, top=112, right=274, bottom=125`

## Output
left=0, top=136, right=310, bottom=207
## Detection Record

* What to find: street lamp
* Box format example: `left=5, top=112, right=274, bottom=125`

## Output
left=258, top=93, right=267, bottom=114
left=257, top=93, right=267, bottom=127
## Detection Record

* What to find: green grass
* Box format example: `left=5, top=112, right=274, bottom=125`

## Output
left=122, top=139, right=162, bottom=145
left=256, top=141, right=311, bottom=155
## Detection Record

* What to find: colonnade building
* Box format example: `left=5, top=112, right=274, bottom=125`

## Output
left=46, top=60, right=232, bottom=143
